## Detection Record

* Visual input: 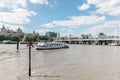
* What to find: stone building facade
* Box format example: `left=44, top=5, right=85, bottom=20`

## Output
left=46, top=31, right=60, bottom=39
left=0, top=25, right=24, bottom=36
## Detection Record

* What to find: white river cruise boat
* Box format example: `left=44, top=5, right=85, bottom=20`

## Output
left=35, top=42, right=69, bottom=50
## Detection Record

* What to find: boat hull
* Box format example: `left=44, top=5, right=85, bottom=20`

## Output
left=36, top=46, right=69, bottom=50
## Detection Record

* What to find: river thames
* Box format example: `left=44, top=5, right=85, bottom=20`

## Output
left=0, top=44, right=120, bottom=80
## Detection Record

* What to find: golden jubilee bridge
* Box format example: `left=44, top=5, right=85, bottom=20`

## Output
left=56, top=38, right=120, bottom=45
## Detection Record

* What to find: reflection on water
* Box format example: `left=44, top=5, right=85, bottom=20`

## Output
left=0, top=44, right=120, bottom=80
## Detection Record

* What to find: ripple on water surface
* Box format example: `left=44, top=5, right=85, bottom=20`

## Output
left=1, top=44, right=120, bottom=80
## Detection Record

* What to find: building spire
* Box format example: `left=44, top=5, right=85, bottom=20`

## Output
left=33, top=30, right=35, bottom=34
left=2, top=24, right=5, bottom=28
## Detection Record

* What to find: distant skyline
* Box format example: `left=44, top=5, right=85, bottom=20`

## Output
left=0, top=0, right=120, bottom=36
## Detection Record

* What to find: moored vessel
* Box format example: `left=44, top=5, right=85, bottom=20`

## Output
left=35, top=42, right=69, bottom=50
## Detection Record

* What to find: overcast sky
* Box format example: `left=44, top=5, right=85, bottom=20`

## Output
left=0, top=0, right=120, bottom=36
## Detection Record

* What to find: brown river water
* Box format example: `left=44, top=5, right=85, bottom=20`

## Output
left=0, top=44, right=120, bottom=80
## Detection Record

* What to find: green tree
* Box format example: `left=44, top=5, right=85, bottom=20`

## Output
left=0, top=35, right=11, bottom=41
left=10, top=36, right=20, bottom=41
left=19, top=35, right=24, bottom=41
